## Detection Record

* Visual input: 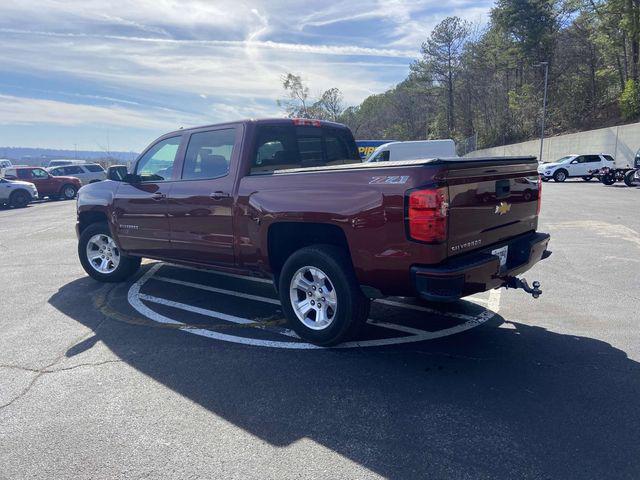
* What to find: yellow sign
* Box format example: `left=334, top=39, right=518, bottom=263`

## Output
left=495, top=201, right=511, bottom=215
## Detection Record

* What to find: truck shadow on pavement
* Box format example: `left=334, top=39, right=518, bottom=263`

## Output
left=49, top=275, right=640, bottom=480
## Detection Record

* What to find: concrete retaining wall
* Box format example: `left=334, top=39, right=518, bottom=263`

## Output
left=467, top=122, right=640, bottom=168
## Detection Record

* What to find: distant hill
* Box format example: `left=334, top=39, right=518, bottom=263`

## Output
left=0, top=147, right=139, bottom=166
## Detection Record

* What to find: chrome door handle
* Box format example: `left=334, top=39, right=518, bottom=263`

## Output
left=210, top=191, right=230, bottom=200
left=151, top=192, right=166, bottom=200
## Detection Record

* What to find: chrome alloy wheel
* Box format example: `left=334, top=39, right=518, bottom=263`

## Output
left=289, top=266, right=337, bottom=330
left=64, top=186, right=76, bottom=198
left=86, top=234, right=121, bottom=274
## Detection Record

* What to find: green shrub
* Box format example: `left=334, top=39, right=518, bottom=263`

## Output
left=620, top=80, right=640, bottom=120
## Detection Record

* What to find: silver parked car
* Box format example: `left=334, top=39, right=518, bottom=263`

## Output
left=47, top=163, right=106, bottom=186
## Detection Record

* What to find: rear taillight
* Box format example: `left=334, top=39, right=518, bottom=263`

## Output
left=536, top=175, right=542, bottom=215
left=407, top=187, right=449, bottom=243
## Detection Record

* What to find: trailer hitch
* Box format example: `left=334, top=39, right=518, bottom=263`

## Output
left=503, top=277, right=542, bottom=299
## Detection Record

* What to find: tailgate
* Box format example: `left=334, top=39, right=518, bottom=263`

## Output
left=438, top=157, right=540, bottom=257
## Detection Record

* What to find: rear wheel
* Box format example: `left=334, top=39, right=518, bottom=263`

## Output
left=78, top=222, right=141, bottom=282
left=60, top=184, right=77, bottom=200
left=602, top=174, right=616, bottom=185
left=624, top=170, right=637, bottom=186
left=9, top=190, right=30, bottom=208
left=553, top=169, right=568, bottom=182
left=278, top=245, right=370, bottom=346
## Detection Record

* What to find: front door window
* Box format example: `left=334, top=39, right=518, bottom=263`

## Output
left=136, top=137, right=181, bottom=182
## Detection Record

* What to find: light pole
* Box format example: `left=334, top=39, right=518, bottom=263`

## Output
left=535, top=62, right=549, bottom=163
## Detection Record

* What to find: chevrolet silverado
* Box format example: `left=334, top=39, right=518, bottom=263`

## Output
left=76, top=118, right=551, bottom=345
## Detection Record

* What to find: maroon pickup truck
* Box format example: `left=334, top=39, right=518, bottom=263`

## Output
left=76, top=118, right=550, bottom=345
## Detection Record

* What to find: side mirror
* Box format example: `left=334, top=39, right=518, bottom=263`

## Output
left=570, top=159, right=578, bottom=164
left=123, top=173, right=142, bottom=183
left=107, top=165, right=129, bottom=181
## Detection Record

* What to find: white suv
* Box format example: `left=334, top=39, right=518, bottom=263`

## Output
left=538, top=154, right=615, bottom=182
left=0, top=177, right=38, bottom=208
left=47, top=163, right=106, bottom=186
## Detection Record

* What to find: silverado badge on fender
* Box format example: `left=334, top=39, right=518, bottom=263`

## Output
left=495, top=201, right=511, bottom=215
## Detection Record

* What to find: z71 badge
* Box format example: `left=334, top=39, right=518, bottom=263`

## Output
left=369, top=175, right=410, bottom=185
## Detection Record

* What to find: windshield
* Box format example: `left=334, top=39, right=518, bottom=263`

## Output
left=548, top=156, right=574, bottom=164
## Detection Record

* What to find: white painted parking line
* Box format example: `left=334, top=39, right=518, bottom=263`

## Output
left=487, top=289, right=501, bottom=312
left=153, top=276, right=281, bottom=305
left=128, top=263, right=501, bottom=349
left=366, top=320, right=436, bottom=336
left=154, top=267, right=497, bottom=314
left=166, top=263, right=273, bottom=284
left=148, top=278, right=444, bottom=337
left=140, top=293, right=259, bottom=326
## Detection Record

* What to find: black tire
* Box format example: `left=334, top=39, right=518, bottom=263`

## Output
left=553, top=169, right=568, bottom=182
left=624, top=170, right=637, bottom=186
left=60, top=184, right=77, bottom=200
left=278, top=245, right=370, bottom=346
left=582, top=175, right=593, bottom=181
left=78, top=222, right=141, bottom=282
left=602, top=174, right=616, bottom=185
left=9, top=190, right=31, bottom=208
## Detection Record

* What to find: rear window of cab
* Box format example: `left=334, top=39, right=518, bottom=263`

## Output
left=251, top=125, right=360, bottom=174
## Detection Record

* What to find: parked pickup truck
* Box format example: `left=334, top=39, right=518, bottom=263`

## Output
left=76, top=118, right=551, bottom=345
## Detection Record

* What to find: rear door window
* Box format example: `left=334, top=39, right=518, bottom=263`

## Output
left=251, top=124, right=359, bottom=174
left=64, top=166, right=84, bottom=175
left=181, top=128, right=236, bottom=180
left=85, top=164, right=105, bottom=172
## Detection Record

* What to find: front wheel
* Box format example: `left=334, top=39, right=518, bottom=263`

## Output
left=9, top=190, right=30, bottom=208
left=553, top=170, right=567, bottom=182
left=60, top=184, right=77, bottom=200
left=278, top=245, right=370, bottom=346
left=78, top=222, right=141, bottom=282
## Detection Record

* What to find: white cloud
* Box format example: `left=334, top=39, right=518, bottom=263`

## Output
left=0, top=29, right=399, bottom=107
left=0, top=0, right=492, bottom=148
left=0, top=94, right=206, bottom=130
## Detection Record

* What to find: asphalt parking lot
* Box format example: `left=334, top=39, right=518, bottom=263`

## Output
left=1, top=181, right=639, bottom=479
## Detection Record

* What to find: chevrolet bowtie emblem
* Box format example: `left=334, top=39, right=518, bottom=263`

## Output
left=495, top=201, right=511, bottom=215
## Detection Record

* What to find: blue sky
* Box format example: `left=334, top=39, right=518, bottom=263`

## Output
left=0, top=0, right=491, bottom=152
